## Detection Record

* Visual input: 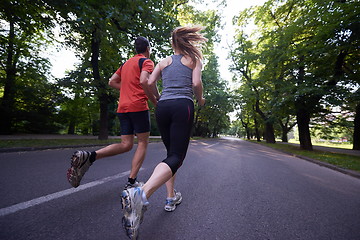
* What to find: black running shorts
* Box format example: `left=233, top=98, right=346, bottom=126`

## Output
left=117, top=110, right=150, bottom=135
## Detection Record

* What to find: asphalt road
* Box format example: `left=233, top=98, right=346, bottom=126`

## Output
left=0, top=138, right=359, bottom=240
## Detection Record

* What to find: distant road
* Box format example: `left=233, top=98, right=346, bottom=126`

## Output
left=1, top=138, right=360, bottom=239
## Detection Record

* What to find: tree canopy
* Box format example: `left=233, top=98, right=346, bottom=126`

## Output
left=1, top=0, right=358, bottom=150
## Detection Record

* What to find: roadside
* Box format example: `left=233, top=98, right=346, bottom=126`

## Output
left=0, top=134, right=161, bottom=152
left=277, top=142, right=360, bottom=157
left=251, top=141, right=360, bottom=179
left=1, top=134, right=359, bottom=179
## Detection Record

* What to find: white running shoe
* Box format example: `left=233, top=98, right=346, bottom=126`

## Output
left=67, top=150, right=92, bottom=188
left=164, top=190, right=182, bottom=212
left=124, top=181, right=144, bottom=190
left=121, top=187, right=149, bottom=239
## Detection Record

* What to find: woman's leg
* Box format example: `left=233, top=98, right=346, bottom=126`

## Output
left=144, top=99, right=194, bottom=200
left=142, top=162, right=173, bottom=199
left=165, top=174, right=176, bottom=198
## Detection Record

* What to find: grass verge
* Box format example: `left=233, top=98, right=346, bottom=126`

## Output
left=288, top=139, right=352, bottom=149
left=0, top=138, right=162, bottom=149
left=249, top=140, right=360, bottom=173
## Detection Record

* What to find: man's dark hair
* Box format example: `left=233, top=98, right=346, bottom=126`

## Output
left=135, top=36, right=150, bottom=54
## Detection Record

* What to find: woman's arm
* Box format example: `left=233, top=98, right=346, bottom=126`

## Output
left=192, top=60, right=205, bottom=106
left=140, top=69, right=158, bottom=106
left=141, top=63, right=162, bottom=105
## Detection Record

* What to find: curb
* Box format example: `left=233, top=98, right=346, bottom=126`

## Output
left=0, top=144, right=112, bottom=153
left=249, top=142, right=360, bottom=180
left=0, top=139, right=163, bottom=153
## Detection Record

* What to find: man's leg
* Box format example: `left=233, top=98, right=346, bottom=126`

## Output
left=95, top=134, right=134, bottom=159
left=129, top=132, right=149, bottom=179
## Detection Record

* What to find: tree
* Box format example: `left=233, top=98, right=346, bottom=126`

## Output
left=231, top=0, right=359, bottom=150
left=0, top=0, right=56, bottom=134
left=177, top=5, right=233, bottom=137
left=51, top=0, right=181, bottom=139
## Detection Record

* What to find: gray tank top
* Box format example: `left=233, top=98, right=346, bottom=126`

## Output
left=159, top=55, right=193, bottom=102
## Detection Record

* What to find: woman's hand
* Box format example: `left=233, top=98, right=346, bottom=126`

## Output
left=198, top=97, right=206, bottom=106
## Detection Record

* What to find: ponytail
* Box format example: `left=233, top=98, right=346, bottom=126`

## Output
left=171, top=26, right=208, bottom=65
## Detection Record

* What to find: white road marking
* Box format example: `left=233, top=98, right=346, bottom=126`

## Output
left=0, top=169, right=143, bottom=217
left=205, top=143, right=219, bottom=148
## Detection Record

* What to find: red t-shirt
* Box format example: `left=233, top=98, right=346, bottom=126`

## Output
left=115, top=54, right=154, bottom=113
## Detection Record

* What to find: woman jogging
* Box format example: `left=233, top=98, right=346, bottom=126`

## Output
left=121, top=26, right=207, bottom=239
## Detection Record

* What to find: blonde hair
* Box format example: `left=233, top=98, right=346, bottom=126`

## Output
left=171, top=26, right=208, bottom=65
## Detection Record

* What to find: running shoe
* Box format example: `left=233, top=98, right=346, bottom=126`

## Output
left=164, top=190, right=182, bottom=212
left=67, top=150, right=92, bottom=188
left=124, top=181, right=144, bottom=190
left=121, top=187, right=149, bottom=239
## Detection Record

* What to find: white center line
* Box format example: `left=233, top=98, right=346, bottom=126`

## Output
left=0, top=168, right=143, bottom=217
left=205, top=143, right=219, bottom=148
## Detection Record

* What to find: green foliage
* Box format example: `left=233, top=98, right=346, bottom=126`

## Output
left=176, top=6, right=234, bottom=137
left=0, top=0, right=237, bottom=137
left=0, top=0, right=59, bottom=133
left=230, top=0, right=359, bottom=147
left=50, top=0, right=183, bottom=136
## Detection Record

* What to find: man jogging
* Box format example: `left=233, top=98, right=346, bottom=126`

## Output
left=67, top=36, right=155, bottom=189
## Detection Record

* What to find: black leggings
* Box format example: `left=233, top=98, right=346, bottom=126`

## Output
left=155, top=98, right=194, bottom=175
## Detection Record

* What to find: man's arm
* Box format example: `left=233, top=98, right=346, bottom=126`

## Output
left=108, top=72, right=121, bottom=90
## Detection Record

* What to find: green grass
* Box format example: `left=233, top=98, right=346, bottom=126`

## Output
left=251, top=140, right=360, bottom=172
left=0, top=137, right=162, bottom=149
left=288, top=139, right=352, bottom=149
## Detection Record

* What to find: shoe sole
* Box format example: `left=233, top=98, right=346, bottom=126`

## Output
left=121, top=188, right=146, bottom=239
left=122, top=216, right=139, bottom=240
left=66, top=152, right=85, bottom=188
left=67, top=167, right=80, bottom=188
left=121, top=189, right=132, bottom=214
left=164, top=196, right=183, bottom=212
left=71, top=152, right=82, bottom=168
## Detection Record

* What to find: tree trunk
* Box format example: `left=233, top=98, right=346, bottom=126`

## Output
left=296, top=106, right=313, bottom=150
left=246, top=128, right=251, bottom=140
left=254, top=117, right=261, bottom=142
left=294, top=60, right=313, bottom=150
left=265, top=122, right=276, bottom=143
left=0, top=19, right=16, bottom=134
left=68, top=120, right=75, bottom=134
left=279, top=119, right=290, bottom=143
left=91, top=26, right=108, bottom=140
left=254, top=98, right=275, bottom=143
left=281, top=129, right=288, bottom=142
left=353, top=102, right=360, bottom=150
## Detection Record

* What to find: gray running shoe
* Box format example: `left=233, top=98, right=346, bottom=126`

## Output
left=67, top=150, right=92, bottom=188
left=121, top=187, right=149, bottom=239
left=164, top=190, right=182, bottom=212
left=124, top=181, right=144, bottom=190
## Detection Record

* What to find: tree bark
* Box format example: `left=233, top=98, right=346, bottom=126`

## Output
left=0, top=19, right=16, bottom=134
left=294, top=61, right=313, bottom=150
left=353, top=102, right=360, bottom=150
left=281, top=128, right=288, bottom=142
left=68, top=120, right=75, bottom=134
left=91, top=26, right=108, bottom=140
left=264, top=122, right=276, bottom=143
left=279, top=117, right=296, bottom=143
left=254, top=97, right=275, bottom=143
left=296, top=104, right=313, bottom=150
left=254, top=117, right=261, bottom=142
left=240, top=118, right=250, bottom=140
